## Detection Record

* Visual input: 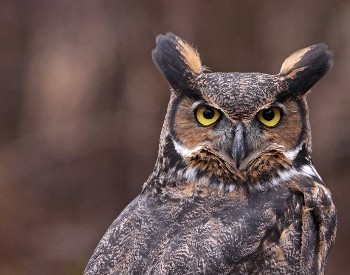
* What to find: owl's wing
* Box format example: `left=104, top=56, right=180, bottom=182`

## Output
left=288, top=178, right=337, bottom=275
left=84, top=179, right=336, bottom=275
left=84, top=190, right=286, bottom=274
left=83, top=196, right=143, bottom=275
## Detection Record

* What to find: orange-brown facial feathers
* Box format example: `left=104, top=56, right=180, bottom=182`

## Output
left=170, top=94, right=302, bottom=186
left=172, top=97, right=217, bottom=149
left=254, top=100, right=304, bottom=153
left=172, top=95, right=304, bottom=157
left=188, top=147, right=244, bottom=182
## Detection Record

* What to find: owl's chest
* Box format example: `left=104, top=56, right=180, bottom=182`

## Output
left=129, top=186, right=303, bottom=274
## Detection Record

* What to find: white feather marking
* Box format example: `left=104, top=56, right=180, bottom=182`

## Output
left=173, top=139, right=203, bottom=158
left=183, top=167, right=198, bottom=182
left=285, top=143, right=303, bottom=160
left=301, top=164, right=322, bottom=181
left=228, top=185, right=235, bottom=192
left=268, top=170, right=297, bottom=188
left=310, top=165, right=323, bottom=181
left=176, top=165, right=322, bottom=193
left=254, top=166, right=319, bottom=192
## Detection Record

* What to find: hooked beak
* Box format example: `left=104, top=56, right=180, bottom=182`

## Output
left=232, top=121, right=246, bottom=169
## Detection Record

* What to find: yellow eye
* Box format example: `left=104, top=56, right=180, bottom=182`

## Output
left=257, top=107, right=282, bottom=127
left=195, top=105, right=221, bottom=126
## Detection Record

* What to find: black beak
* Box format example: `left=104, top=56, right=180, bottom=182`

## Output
left=232, top=121, right=246, bottom=169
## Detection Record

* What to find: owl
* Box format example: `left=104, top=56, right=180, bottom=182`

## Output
left=84, top=33, right=337, bottom=275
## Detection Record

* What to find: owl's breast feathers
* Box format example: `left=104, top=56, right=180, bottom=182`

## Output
left=84, top=176, right=336, bottom=275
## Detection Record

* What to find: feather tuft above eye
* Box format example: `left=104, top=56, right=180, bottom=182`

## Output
left=152, top=32, right=203, bottom=92
left=278, top=43, right=334, bottom=97
left=177, top=39, right=202, bottom=74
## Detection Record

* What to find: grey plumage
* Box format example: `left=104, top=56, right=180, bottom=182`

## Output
left=84, top=33, right=336, bottom=275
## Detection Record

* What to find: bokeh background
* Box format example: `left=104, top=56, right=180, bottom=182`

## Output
left=0, top=1, right=349, bottom=274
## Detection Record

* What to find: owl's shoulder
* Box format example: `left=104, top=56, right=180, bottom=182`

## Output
left=84, top=196, right=142, bottom=274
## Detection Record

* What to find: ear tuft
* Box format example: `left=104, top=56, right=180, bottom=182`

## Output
left=279, top=44, right=334, bottom=96
left=152, top=33, right=202, bottom=91
left=280, top=46, right=312, bottom=76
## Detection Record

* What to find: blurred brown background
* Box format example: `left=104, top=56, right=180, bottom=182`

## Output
left=0, top=0, right=349, bottom=274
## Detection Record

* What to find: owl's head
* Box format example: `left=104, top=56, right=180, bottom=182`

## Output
left=151, top=33, right=333, bottom=191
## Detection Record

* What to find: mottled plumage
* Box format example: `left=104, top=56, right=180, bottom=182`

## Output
left=84, top=33, right=337, bottom=275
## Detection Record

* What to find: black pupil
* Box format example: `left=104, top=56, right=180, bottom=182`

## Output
left=203, top=107, right=215, bottom=119
left=262, top=109, right=275, bottom=121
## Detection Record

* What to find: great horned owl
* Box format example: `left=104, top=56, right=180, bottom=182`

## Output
left=84, top=33, right=337, bottom=275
